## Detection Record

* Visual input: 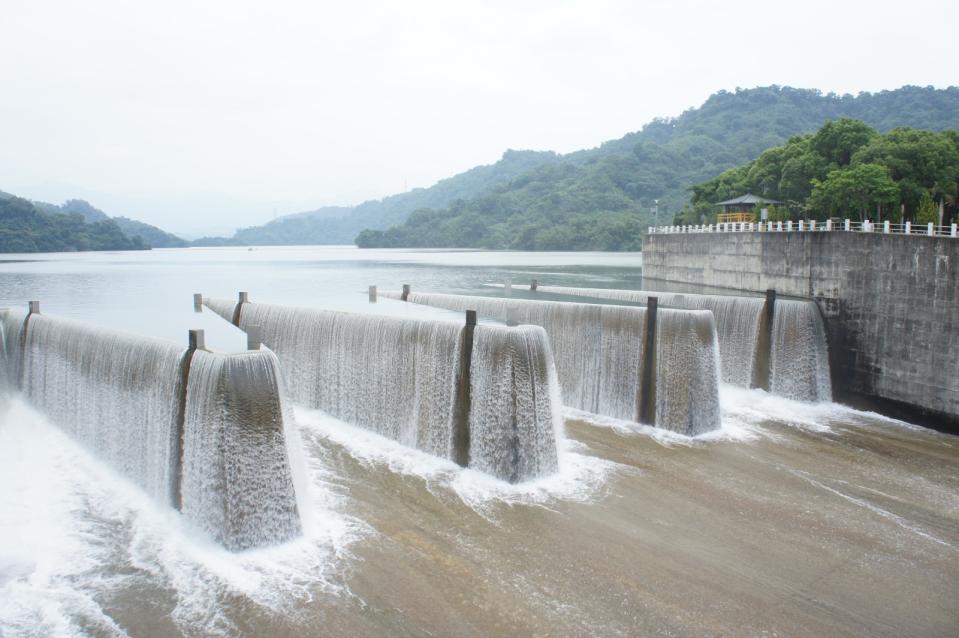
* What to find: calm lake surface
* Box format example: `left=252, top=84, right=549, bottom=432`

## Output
left=1, top=247, right=956, bottom=637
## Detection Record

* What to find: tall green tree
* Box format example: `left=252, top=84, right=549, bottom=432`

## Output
left=811, top=118, right=878, bottom=166
left=808, top=164, right=900, bottom=220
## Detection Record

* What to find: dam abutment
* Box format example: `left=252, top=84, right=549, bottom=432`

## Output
left=643, top=231, right=959, bottom=430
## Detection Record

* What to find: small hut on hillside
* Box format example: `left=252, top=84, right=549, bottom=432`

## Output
left=715, top=194, right=782, bottom=223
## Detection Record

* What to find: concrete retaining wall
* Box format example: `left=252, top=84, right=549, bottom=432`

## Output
left=643, top=232, right=959, bottom=429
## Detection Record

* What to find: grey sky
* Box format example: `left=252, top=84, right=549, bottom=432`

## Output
left=1, top=0, right=956, bottom=237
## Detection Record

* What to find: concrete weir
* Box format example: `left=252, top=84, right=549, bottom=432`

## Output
left=532, top=284, right=832, bottom=403
left=0, top=305, right=302, bottom=552
left=203, top=295, right=562, bottom=483
left=642, top=231, right=959, bottom=430
left=385, top=290, right=722, bottom=436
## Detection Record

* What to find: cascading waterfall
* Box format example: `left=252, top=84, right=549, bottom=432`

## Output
left=181, top=349, right=301, bottom=551
left=231, top=302, right=463, bottom=458
left=770, top=300, right=833, bottom=401
left=384, top=291, right=722, bottom=435
left=21, top=314, right=185, bottom=504
left=655, top=309, right=722, bottom=436
left=5, top=308, right=302, bottom=551
left=535, top=285, right=832, bottom=402
left=204, top=298, right=562, bottom=482
left=0, top=307, right=27, bottom=392
left=469, top=325, right=560, bottom=481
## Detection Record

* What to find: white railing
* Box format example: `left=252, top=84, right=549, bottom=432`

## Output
left=648, top=220, right=958, bottom=239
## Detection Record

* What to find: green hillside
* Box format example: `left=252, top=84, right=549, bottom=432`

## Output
left=0, top=196, right=147, bottom=252
left=0, top=192, right=188, bottom=252
left=113, top=216, right=188, bottom=248
left=356, top=85, right=959, bottom=250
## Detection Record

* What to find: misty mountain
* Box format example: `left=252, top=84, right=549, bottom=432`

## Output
left=356, top=85, right=959, bottom=250
left=112, top=217, right=189, bottom=248
left=194, top=149, right=562, bottom=246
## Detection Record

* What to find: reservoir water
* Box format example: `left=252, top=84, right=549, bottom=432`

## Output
left=1, top=247, right=956, bottom=637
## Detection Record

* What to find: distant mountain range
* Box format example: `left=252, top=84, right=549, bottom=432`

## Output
left=5, top=84, right=958, bottom=252
left=355, top=85, right=959, bottom=250
left=190, top=149, right=561, bottom=246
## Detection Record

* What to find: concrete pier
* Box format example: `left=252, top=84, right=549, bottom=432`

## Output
left=246, top=326, right=262, bottom=351
left=751, top=289, right=776, bottom=391
left=452, top=310, right=476, bottom=467
left=232, top=292, right=249, bottom=326
left=638, top=297, right=658, bottom=425
left=173, top=329, right=203, bottom=510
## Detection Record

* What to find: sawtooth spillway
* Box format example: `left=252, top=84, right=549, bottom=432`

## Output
left=204, top=296, right=563, bottom=483
left=0, top=306, right=303, bottom=552
left=385, top=291, right=722, bottom=436
left=532, top=285, right=832, bottom=402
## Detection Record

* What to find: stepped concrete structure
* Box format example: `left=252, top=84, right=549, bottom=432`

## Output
left=643, top=231, right=959, bottom=431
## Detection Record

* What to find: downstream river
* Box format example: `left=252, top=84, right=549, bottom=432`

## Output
left=1, top=247, right=956, bottom=637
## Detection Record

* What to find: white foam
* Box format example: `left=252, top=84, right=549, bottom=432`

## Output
left=564, top=405, right=761, bottom=446
left=0, top=399, right=365, bottom=638
left=716, top=384, right=941, bottom=438
left=295, top=406, right=623, bottom=518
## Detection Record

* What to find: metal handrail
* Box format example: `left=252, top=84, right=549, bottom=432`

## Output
left=648, top=219, right=959, bottom=238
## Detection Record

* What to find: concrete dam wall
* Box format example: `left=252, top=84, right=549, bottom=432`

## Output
left=642, top=231, right=959, bottom=429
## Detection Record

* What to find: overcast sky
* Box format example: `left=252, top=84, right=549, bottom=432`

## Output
left=1, top=0, right=956, bottom=237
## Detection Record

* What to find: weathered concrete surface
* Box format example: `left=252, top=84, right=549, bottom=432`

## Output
left=643, top=232, right=959, bottom=429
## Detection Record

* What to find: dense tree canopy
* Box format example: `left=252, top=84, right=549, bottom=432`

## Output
left=808, top=163, right=900, bottom=220
left=679, top=119, right=959, bottom=224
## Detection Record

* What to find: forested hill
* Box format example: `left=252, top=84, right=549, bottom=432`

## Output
left=0, top=196, right=147, bottom=252
left=0, top=192, right=188, bottom=252
left=112, top=217, right=188, bottom=248
left=356, top=85, right=959, bottom=250
left=193, top=149, right=561, bottom=246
